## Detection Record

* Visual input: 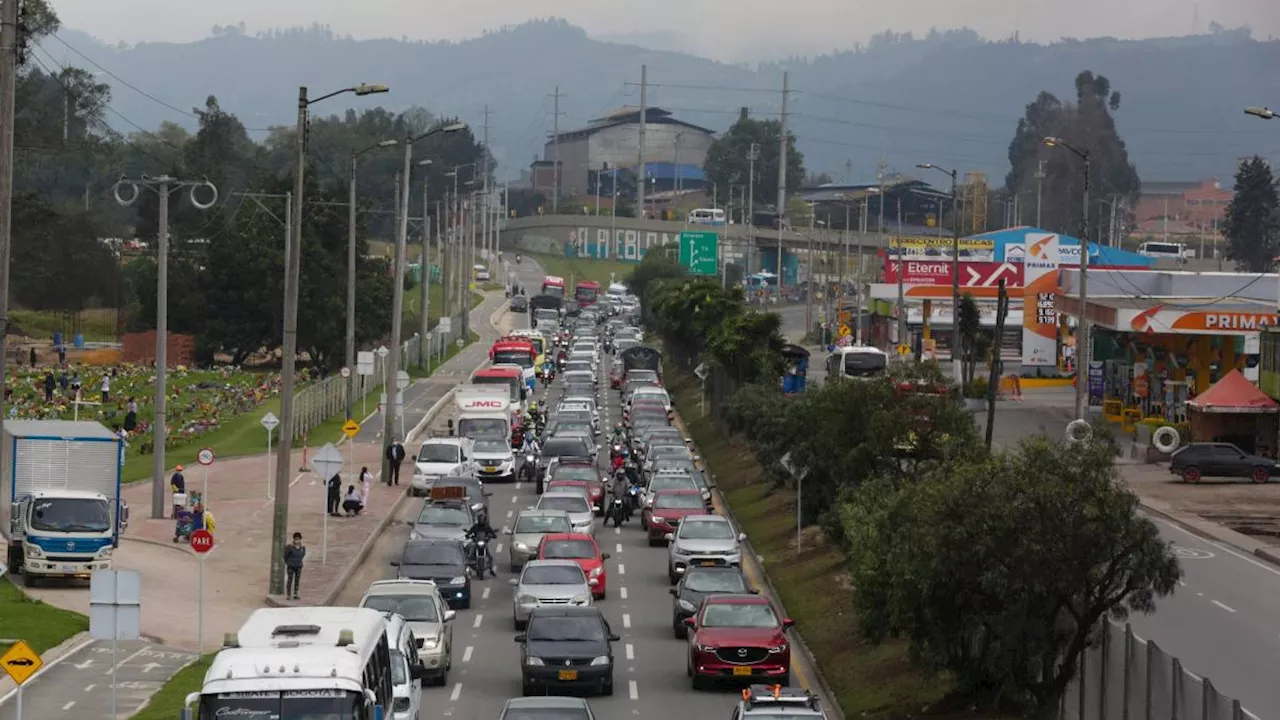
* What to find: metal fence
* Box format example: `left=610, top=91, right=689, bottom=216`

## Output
left=1060, top=621, right=1256, bottom=720
left=289, top=313, right=469, bottom=441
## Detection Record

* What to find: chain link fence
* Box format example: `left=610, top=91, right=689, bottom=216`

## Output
left=289, top=314, right=469, bottom=441
left=1059, top=621, right=1257, bottom=720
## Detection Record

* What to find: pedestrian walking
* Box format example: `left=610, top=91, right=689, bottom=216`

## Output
left=42, top=371, right=54, bottom=402
left=326, top=472, right=342, bottom=516
left=360, top=466, right=373, bottom=505
left=28, top=347, right=35, bottom=367
left=70, top=371, right=82, bottom=398
left=385, top=438, right=406, bottom=486
left=100, top=373, right=111, bottom=403
left=283, top=532, right=305, bottom=600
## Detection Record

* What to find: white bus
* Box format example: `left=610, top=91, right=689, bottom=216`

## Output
left=186, top=607, right=399, bottom=720
left=1137, top=241, right=1193, bottom=260
left=687, top=208, right=726, bottom=226
left=825, top=346, right=889, bottom=380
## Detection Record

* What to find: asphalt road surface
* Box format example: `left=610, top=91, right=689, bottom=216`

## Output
left=337, top=303, right=827, bottom=720
left=0, top=640, right=196, bottom=720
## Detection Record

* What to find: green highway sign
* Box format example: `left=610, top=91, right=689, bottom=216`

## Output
left=678, top=231, right=719, bottom=276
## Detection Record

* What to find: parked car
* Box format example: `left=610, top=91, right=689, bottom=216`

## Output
left=1169, top=442, right=1277, bottom=483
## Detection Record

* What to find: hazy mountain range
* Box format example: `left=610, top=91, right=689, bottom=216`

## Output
left=43, top=19, right=1280, bottom=186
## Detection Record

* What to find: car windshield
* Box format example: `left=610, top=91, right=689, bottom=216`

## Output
left=417, top=443, right=460, bottom=463
left=474, top=439, right=508, bottom=453
left=539, top=496, right=590, bottom=514
left=361, top=594, right=441, bottom=622
left=651, top=476, right=698, bottom=492
left=527, top=616, right=605, bottom=642
left=390, top=650, right=408, bottom=685
left=701, top=603, right=779, bottom=629
left=544, top=440, right=590, bottom=457
left=541, top=539, right=597, bottom=559
left=554, top=466, right=597, bottom=482
left=501, top=707, right=590, bottom=720
left=654, top=494, right=705, bottom=510
left=523, top=565, right=586, bottom=585
left=516, top=515, right=572, bottom=533
left=403, top=544, right=465, bottom=566
left=549, top=422, right=592, bottom=436
left=654, top=460, right=697, bottom=474
left=28, top=497, right=111, bottom=533
left=416, top=506, right=469, bottom=526
left=685, top=571, right=748, bottom=593
left=680, top=520, right=735, bottom=540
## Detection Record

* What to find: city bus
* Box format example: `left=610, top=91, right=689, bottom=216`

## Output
left=472, top=365, right=526, bottom=407
left=575, top=280, right=600, bottom=306
left=541, top=275, right=566, bottom=298
left=490, top=338, right=537, bottom=389
left=187, top=607, right=398, bottom=720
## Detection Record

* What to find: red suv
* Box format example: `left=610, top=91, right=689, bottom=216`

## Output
left=642, top=490, right=710, bottom=545
left=685, top=594, right=793, bottom=689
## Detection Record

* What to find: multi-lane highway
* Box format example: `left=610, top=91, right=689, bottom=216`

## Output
left=335, top=255, right=827, bottom=719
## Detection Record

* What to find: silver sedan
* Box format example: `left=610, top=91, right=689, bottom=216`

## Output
left=509, top=559, right=596, bottom=628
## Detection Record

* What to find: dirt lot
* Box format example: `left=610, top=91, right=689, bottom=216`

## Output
left=1123, top=463, right=1280, bottom=540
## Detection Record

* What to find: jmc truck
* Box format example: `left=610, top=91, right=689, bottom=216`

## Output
left=454, top=385, right=514, bottom=446
left=2, top=420, right=128, bottom=586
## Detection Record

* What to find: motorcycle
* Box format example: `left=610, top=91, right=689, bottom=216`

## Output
left=467, top=537, right=494, bottom=578
left=625, top=484, right=641, bottom=520
left=607, top=495, right=626, bottom=528
left=518, top=453, right=536, bottom=484
left=516, top=254, right=522, bottom=264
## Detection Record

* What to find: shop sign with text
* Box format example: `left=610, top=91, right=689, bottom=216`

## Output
left=883, top=259, right=1023, bottom=287
left=1021, top=234, right=1060, bottom=367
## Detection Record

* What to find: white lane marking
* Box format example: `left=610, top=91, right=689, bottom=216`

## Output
left=628, top=680, right=638, bottom=700
left=473, top=614, right=484, bottom=629
left=622, top=613, right=631, bottom=628
left=625, top=643, right=634, bottom=661
left=506, top=509, right=514, bottom=518
left=511, top=495, right=518, bottom=503
left=462, top=646, right=474, bottom=663
left=84, top=685, right=96, bottom=692
left=482, top=587, right=491, bottom=600
left=615, top=527, right=621, bottom=535
left=617, top=563, right=625, bottom=575
left=619, top=587, right=628, bottom=600
left=515, top=482, right=522, bottom=490
left=449, top=682, right=463, bottom=702
left=1154, top=517, right=1280, bottom=578
left=615, top=543, right=623, bottom=553
left=496, top=543, right=505, bottom=554
left=63, top=701, right=76, bottom=710
left=106, top=646, right=150, bottom=675
left=1212, top=600, right=1237, bottom=613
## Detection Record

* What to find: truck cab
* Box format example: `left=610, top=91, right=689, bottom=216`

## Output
left=453, top=386, right=514, bottom=446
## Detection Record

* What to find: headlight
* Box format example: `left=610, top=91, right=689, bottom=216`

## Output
left=450, top=576, right=466, bottom=585
left=695, top=643, right=715, bottom=652
left=589, top=656, right=610, bottom=666
left=671, top=545, right=688, bottom=556
left=393, top=697, right=411, bottom=713
left=409, top=531, right=421, bottom=540
left=572, top=594, right=590, bottom=604
left=518, top=594, right=539, bottom=605
left=421, top=637, right=440, bottom=650
left=677, top=599, right=696, bottom=612
left=23, top=544, right=42, bottom=557
left=768, top=643, right=789, bottom=654
left=589, top=566, right=603, bottom=577
left=514, top=542, right=530, bottom=552
left=97, top=546, right=114, bottom=558
left=526, top=657, right=545, bottom=666
left=650, top=516, right=667, bottom=525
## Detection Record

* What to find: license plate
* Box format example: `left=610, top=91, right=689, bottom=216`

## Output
left=733, top=666, right=752, bottom=676
left=558, top=669, right=578, bottom=681
left=698, top=560, right=717, bottom=567
left=485, top=466, right=497, bottom=472
left=61, top=565, right=78, bottom=571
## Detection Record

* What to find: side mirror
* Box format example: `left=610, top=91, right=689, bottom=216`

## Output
left=503, top=528, right=513, bottom=535
left=748, top=588, right=760, bottom=594
left=508, top=578, right=519, bottom=586
left=682, top=617, right=696, bottom=628
left=668, top=587, right=677, bottom=596
left=663, top=533, right=674, bottom=542
left=408, top=664, right=426, bottom=681
left=738, top=533, right=747, bottom=542
left=608, top=634, right=621, bottom=642
left=692, top=455, right=701, bottom=462
left=783, top=618, right=796, bottom=628
left=389, top=560, right=400, bottom=567
left=514, top=634, right=526, bottom=643
left=184, top=692, right=200, bottom=711
left=444, top=610, right=457, bottom=622
left=601, top=553, right=611, bottom=560
left=411, top=455, right=417, bottom=462
left=484, top=491, right=493, bottom=497
left=588, top=578, right=599, bottom=587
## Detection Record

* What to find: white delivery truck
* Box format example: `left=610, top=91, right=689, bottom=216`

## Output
left=453, top=385, right=512, bottom=445
left=2, top=420, right=128, bottom=586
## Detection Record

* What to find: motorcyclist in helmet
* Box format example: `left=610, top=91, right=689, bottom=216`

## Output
left=465, top=517, right=498, bottom=578
left=520, top=431, right=541, bottom=457
left=610, top=422, right=626, bottom=445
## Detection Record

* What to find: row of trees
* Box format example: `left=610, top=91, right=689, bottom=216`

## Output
left=630, top=251, right=1182, bottom=715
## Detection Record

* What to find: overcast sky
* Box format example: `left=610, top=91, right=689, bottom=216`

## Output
left=51, top=0, right=1280, bottom=61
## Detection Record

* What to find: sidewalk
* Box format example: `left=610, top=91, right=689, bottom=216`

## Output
left=15, top=289, right=509, bottom=653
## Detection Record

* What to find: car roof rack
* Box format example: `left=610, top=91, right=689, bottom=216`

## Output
left=741, top=684, right=820, bottom=710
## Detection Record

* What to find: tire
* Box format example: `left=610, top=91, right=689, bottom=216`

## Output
left=435, top=668, right=449, bottom=687
left=669, top=568, right=678, bottom=585
left=673, top=620, right=686, bottom=639
left=510, top=563, right=521, bottom=573
left=1252, top=466, right=1271, bottom=484
left=514, top=617, right=527, bottom=631
left=1182, top=466, right=1202, bottom=483
left=23, top=572, right=35, bottom=588
left=640, top=516, right=648, bottom=530
left=780, top=670, right=791, bottom=687
left=601, top=674, right=614, bottom=696
left=691, top=673, right=708, bottom=690
left=521, top=682, right=535, bottom=697
left=648, top=537, right=662, bottom=547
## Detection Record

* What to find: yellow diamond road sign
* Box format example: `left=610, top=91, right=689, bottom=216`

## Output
left=897, top=343, right=912, bottom=356
left=342, top=419, right=361, bottom=438
left=838, top=324, right=852, bottom=338
left=1, top=639, right=42, bottom=685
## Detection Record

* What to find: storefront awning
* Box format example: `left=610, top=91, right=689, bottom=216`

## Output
left=1187, top=370, right=1279, bottom=414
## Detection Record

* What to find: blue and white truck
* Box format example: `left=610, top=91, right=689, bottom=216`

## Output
left=1, top=420, right=128, bottom=587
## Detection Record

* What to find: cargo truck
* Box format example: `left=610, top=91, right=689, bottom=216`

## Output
left=2, top=420, right=128, bottom=586
left=453, top=385, right=513, bottom=445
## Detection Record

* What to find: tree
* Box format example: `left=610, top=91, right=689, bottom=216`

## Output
left=956, top=294, right=990, bottom=385
left=11, top=193, right=118, bottom=313
left=841, top=436, right=1180, bottom=715
left=702, top=115, right=804, bottom=211
left=1222, top=156, right=1280, bottom=272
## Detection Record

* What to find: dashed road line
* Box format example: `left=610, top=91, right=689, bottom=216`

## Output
left=462, top=646, right=474, bottom=663
left=83, top=685, right=95, bottom=692
left=473, top=614, right=484, bottom=629
left=482, top=587, right=491, bottom=600
left=615, top=543, right=623, bottom=553
left=449, top=682, right=463, bottom=702
left=617, top=563, right=625, bottom=575
left=628, top=680, right=639, bottom=700
left=1212, top=600, right=1237, bottom=613
left=622, top=613, right=631, bottom=629
left=62, top=701, right=76, bottom=710
left=619, top=587, right=628, bottom=600
left=625, top=643, right=634, bottom=661
left=496, top=543, right=504, bottom=554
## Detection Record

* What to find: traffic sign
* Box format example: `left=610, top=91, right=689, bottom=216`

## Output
left=897, top=344, right=912, bottom=356
left=1, top=640, right=42, bottom=685
left=396, top=370, right=411, bottom=391
left=340, top=366, right=351, bottom=379
left=438, top=317, right=453, bottom=333
left=375, top=346, right=390, bottom=358
left=196, top=448, right=214, bottom=466
left=838, top=324, right=852, bottom=338
left=189, top=529, right=215, bottom=554
left=342, top=419, right=361, bottom=438
left=311, top=442, right=345, bottom=481
left=260, top=412, right=280, bottom=432
left=678, top=231, right=719, bottom=276
left=357, top=351, right=375, bottom=376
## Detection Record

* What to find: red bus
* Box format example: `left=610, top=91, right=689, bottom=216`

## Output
left=574, top=280, right=600, bottom=306
left=472, top=366, right=524, bottom=405
left=541, top=275, right=566, bottom=298
left=490, top=339, right=537, bottom=389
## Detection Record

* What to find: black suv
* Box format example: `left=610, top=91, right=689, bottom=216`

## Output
left=1169, top=442, right=1277, bottom=484
left=391, top=539, right=473, bottom=608
left=669, top=566, right=755, bottom=637
left=515, top=606, right=619, bottom=696
left=511, top=295, right=529, bottom=313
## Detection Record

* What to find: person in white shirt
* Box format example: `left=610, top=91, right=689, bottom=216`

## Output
left=100, top=374, right=111, bottom=403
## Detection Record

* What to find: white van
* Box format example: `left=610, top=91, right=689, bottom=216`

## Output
left=687, top=208, right=726, bottom=226
left=383, top=614, right=423, bottom=720
left=1138, top=241, right=1194, bottom=260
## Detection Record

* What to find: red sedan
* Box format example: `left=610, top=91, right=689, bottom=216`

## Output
left=685, top=594, right=794, bottom=689
left=643, top=490, right=710, bottom=545
left=537, top=533, right=610, bottom=599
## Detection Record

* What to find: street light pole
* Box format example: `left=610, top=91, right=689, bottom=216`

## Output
left=1043, top=137, right=1091, bottom=422
left=347, top=140, right=397, bottom=419
left=916, top=164, right=962, bottom=382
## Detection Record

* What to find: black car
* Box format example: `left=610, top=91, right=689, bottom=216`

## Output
left=511, top=295, right=529, bottom=313
left=392, top=539, right=473, bottom=608
left=516, top=606, right=619, bottom=696
left=1169, top=442, right=1277, bottom=483
left=669, top=566, right=756, bottom=637
left=538, top=436, right=597, bottom=483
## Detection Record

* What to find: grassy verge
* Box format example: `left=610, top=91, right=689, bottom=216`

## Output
left=528, top=253, right=633, bottom=288
left=11, top=308, right=118, bottom=342
left=0, top=579, right=89, bottom=655
left=667, top=371, right=1006, bottom=720
left=129, top=654, right=213, bottom=720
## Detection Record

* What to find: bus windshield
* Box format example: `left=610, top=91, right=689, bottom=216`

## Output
left=493, top=350, right=533, bottom=368
left=575, top=286, right=598, bottom=303
left=542, top=283, right=565, bottom=298
left=474, top=376, right=520, bottom=402
left=200, top=690, right=362, bottom=720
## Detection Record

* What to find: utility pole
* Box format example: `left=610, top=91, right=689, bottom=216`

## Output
left=897, top=197, right=906, bottom=347
left=113, top=175, right=218, bottom=519
left=776, top=71, right=790, bottom=291
left=0, top=0, right=18, bottom=487
left=420, top=175, right=430, bottom=368
left=550, top=91, right=560, bottom=214
left=636, top=66, right=647, bottom=218
left=1077, top=157, right=1091, bottom=421
left=482, top=105, right=492, bottom=262
left=805, top=208, right=815, bottom=335
left=1035, top=160, right=1045, bottom=228
left=747, top=142, right=758, bottom=229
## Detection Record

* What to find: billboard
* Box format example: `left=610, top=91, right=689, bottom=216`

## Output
left=883, top=258, right=1023, bottom=287
left=1125, top=306, right=1280, bottom=335
left=1019, top=234, right=1060, bottom=367
left=887, top=235, right=995, bottom=261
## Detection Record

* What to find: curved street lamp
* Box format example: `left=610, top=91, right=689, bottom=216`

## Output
left=1245, top=107, right=1275, bottom=120
left=1041, top=136, right=1091, bottom=422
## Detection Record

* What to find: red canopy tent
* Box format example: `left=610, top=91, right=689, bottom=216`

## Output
left=1187, top=370, right=1279, bottom=414
left=1187, top=370, right=1278, bottom=454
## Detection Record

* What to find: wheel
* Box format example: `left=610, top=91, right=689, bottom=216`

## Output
left=601, top=674, right=614, bottom=696
left=514, top=616, right=527, bottom=631
left=1252, top=466, right=1270, bottom=484
left=673, top=619, right=686, bottom=639
left=23, top=571, right=36, bottom=587
left=521, top=682, right=535, bottom=696
left=648, top=537, right=662, bottom=547
left=691, top=673, right=708, bottom=690
left=780, top=670, right=791, bottom=686
left=510, top=563, right=521, bottom=573
left=595, top=586, right=606, bottom=601
left=435, top=668, right=449, bottom=687
left=640, top=515, right=648, bottom=530
left=1182, top=466, right=1202, bottom=483
left=668, top=568, right=678, bottom=585
left=460, top=598, right=472, bottom=610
